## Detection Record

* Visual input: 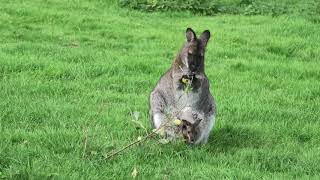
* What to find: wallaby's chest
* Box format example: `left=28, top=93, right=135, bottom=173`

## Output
left=174, top=89, right=202, bottom=110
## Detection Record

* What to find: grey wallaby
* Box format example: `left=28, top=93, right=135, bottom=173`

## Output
left=149, top=28, right=216, bottom=144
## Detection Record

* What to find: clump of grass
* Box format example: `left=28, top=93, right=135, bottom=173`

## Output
left=119, top=0, right=320, bottom=17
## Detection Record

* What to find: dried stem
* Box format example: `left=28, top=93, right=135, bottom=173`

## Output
left=104, top=122, right=171, bottom=160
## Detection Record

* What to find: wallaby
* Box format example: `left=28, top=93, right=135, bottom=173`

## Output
left=149, top=28, right=216, bottom=144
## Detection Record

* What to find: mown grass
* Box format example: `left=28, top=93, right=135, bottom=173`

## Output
left=0, top=0, right=320, bottom=179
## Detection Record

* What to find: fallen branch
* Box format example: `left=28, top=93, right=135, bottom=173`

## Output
left=103, top=118, right=178, bottom=160
left=104, top=128, right=159, bottom=160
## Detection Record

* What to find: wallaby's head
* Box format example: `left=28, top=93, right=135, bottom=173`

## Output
left=174, top=28, right=211, bottom=76
left=180, top=118, right=202, bottom=144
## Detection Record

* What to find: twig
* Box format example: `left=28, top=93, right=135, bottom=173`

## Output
left=104, top=121, right=173, bottom=160
left=104, top=129, right=158, bottom=160
left=81, top=103, right=105, bottom=159
left=173, top=75, right=193, bottom=115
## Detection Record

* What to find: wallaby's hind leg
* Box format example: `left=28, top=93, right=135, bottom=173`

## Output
left=201, top=115, right=215, bottom=144
left=201, top=135, right=209, bottom=144
left=153, top=113, right=166, bottom=129
left=149, top=90, right=167, bottom=129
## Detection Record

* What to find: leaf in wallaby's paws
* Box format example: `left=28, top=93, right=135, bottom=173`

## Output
left=131, top=167, right=138, bottom=178
left=181, top=77, right=190, bottom=84
left=174, top=119, right=182, bottom=125
left=158, top=139, right=169, bottom=144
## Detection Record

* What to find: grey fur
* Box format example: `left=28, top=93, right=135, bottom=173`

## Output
left=149, top=28, right=216, bottom=144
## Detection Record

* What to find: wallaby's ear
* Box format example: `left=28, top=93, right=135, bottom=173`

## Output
left=186, top=28, right=196, bottom=42
left=200, top=30, right=210, bottom=48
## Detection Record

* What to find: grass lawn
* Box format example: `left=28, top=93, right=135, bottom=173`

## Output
left=1, top=0, right=320, bottom=179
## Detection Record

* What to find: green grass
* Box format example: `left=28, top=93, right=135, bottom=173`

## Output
left=1, top=0, right=320, bottom=179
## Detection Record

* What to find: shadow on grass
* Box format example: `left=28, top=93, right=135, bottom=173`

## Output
left=207, top=125, right=262, bottom=153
